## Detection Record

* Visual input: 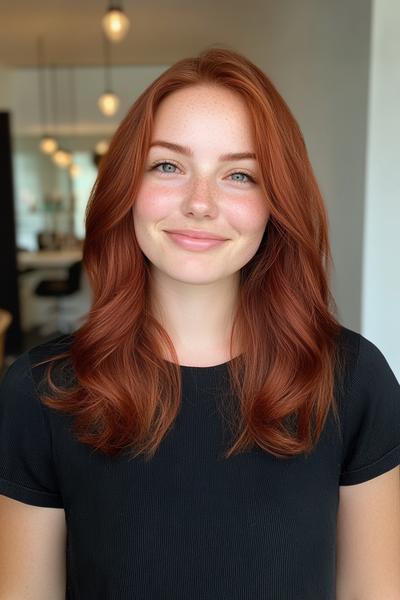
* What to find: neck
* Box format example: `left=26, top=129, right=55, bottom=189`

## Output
left=149, top=269, right=240, bottom=364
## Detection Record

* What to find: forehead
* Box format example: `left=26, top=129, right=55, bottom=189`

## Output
left=151, top=85, right=255, bottom=151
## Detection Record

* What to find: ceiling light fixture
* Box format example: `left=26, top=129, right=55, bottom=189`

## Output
left=95, top=139, right=110, bottom=155
left=102, top=2, right=130, bottom=42
left=69, top=163, right=81, bottom=178
left=50, top=66, right=74, bottom=168
left=40, top=135, right=58, bottom=154
left=47, top=64, right=62, bottom=158
left=67, top=66, right=81, bottom=179
left=97, top=33, right=120, bottom=117
left=97, top=92, right=119, bottom=116
left=36, top=37, right=58, bottom=155
left=52, top=148, right=73, bottom=168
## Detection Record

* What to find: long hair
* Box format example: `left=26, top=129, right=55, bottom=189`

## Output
left=32, top=45, right=346, bottom=462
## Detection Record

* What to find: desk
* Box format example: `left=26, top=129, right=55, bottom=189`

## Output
left=17, top=249, right=83, bottom=270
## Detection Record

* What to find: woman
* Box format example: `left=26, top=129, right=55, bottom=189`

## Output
left=0, top=46, right=399, bottom=599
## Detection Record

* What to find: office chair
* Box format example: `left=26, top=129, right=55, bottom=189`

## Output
left=34, top=260, right=83, bottom=335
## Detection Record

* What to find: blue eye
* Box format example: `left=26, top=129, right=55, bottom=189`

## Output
left=230, top=172, right=254, bottom=184
left=152, top=161, right=179, bottom=174
left=151, top=161, right=255, bottom=184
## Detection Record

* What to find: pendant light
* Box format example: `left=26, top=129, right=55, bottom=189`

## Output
left=53, top=148, right=73, bottom=168
left=102, top=1, right=130, bottom=42
left=37, top=37, right=58, bottom=154
left=93, top=138, right=110, bottom=169
left=95, top=139, right=109, bottom=155
left=51, top=66, right=73, bottom=168
left=98, top=91, right=119, bottom=116
left=40, top=136, right=58, bottom=154
left=69, top=163, right=81, bottom=177
left=68, top=66, right=81, bottom=178
left=97, top=32, right=119, bottom=117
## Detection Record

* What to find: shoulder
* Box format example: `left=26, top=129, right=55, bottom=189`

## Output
left=27, top=333, right=75, bottom=391
left=0, top=333, right=72, bottom=416
left=336, top=325, right=397, bottom=388
left=0, top=334, right=75, bottom=408
left=338, top=325, right=399, bottom=399
left=0, top=337, right=67, bottom=507
left=337, top=326, right=400, bottom=485
left=27, top=333, right=75, bottom=366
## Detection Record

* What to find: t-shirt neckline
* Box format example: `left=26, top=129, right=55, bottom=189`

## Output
left=163, top=354, right=242, bottom=371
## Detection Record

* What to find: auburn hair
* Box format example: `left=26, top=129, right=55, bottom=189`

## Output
left=32, top=45, right=346, bottom=462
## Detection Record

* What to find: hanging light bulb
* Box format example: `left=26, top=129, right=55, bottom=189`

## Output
left=52, top=148, right=73, bottom=168
left=98, top=34, right=120, bottom=117
left=97, top=91, right=119, bottom=116
left=69, top=163, right=81, bottom=178
left=39, top=135, right=58, bottom=154
left=36, top=38, right=59, bottom=155
left=102, top=3, right=130, bottom=42
left=95, top=139, right=110, bottom=155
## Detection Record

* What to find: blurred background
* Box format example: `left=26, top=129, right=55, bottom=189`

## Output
left=0, top=0, right=398, bottom=378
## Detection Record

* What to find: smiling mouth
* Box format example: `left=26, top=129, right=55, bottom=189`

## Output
left=164, top=229, right=228, bottom=241
left=165, top=231, right=228, bottom=251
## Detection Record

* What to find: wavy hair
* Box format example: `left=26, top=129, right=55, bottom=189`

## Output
left=33, top=45, right=346, bottom=462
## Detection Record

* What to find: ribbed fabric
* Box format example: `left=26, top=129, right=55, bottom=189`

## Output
left=0, top=327, right=399, bottom=599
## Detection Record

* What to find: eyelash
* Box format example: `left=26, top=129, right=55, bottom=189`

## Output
left=149, top=160, right=256, bottom=185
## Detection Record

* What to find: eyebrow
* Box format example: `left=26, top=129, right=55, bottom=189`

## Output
left=149, top=140, right=256, bottom=162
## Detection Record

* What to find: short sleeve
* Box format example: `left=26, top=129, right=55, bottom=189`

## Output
left=339, top=334, right=400, bottom=485
left=0, top=351, right=63, bottom=507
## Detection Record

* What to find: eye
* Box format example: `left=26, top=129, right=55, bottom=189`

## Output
left=150, top=160, right=180, bottom=174
left=228, top=171, right=255, bottom=185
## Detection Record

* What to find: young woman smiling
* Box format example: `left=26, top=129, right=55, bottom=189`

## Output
left=0, top=46, right=399, bottom=600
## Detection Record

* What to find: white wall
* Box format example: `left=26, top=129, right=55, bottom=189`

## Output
left=362, top=0, right=400, bottom=377
left=244, top=1, right=372, bottom=333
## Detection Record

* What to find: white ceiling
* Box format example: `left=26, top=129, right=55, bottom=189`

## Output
left=0, top=0, right=268, bottom=68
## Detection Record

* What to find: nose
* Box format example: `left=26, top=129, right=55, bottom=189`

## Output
left=181, top=176, right=218, bottom=218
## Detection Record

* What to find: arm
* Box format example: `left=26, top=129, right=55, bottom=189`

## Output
left=336, top=465, right=400, bottom=600
left=0, top=495, right=67, bottom=600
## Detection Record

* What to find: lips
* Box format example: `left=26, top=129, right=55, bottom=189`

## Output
left=165, top=231, right=227, bottom=251
left=164, top=229, right=227, bottom=240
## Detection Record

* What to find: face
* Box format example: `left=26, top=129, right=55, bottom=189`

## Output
left=133, top=84, right=270, bottom=287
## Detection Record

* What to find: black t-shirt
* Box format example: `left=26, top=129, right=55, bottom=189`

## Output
left=0, top=326, right=399, bottom=599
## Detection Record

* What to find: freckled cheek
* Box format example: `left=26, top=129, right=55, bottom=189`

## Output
left=134, top=183, right=177, bottom=222
left=227, top=200, right=270, bottom=235
left=134, top=182, right=270, bottom=233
